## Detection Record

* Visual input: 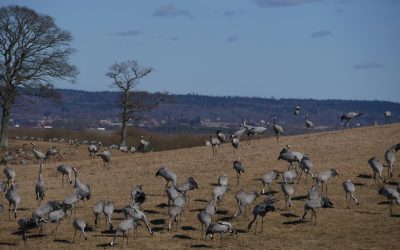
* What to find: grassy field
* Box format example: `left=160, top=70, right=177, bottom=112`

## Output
left=0, top=124, right=400, bottom=249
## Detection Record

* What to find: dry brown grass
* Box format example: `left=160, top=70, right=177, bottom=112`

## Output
left=1, top=124, right=400, bottom=249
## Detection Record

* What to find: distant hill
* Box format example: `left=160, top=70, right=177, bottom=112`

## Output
left=9, top=89, right=400, bottom=134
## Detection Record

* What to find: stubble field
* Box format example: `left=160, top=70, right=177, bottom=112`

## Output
left=0, top=124, right=400, bottom=249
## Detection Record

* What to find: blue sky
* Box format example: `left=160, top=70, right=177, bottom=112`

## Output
left=2, top=0, right=400, bottom=102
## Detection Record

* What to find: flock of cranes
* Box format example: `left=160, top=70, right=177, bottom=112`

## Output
left=0, top=109, right=399, bottom=247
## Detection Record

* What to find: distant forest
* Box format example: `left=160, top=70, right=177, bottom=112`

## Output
left=9, top=89, right=400, bottom=135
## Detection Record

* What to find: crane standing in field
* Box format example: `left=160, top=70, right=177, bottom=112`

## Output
left=97, top=148, right=111, bottom=168
left=272, top=116, right=284, bottom=143
left=384, top=143, right=399, bottom=178
left=35, top=163, right=45, bottom=205
left=343, top=179, right=359, bottom=208
left=341, top=112, right=363, bottom=130
left=233, top=157, right=245, bottom=185
left=248, top=195, right=277, bottom=234
left=304, top=113, right=314, bottom=129
left=57, top=164, right=73, bottom=187
left=31, top=143, right=46, bottom=165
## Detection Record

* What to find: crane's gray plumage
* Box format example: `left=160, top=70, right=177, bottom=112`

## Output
left=206, top=221, right=237, bottom=239
left=301, top=196, right=333, bottom=225
left=57, top=164, right=73, bottom=186
left=31, top=143, right=46, bottom=164
left=233, top=189, right=259, bottom=218
left=283, top=170, right=297, bottom=184
left=197, top=210, right=212, bottom=239
left=341, top=112, right=363, bottom=130
left=131, top=185, right=146, bottom=205
left=343, top=179, right=359, bottom=208
left=93, top=201, right=105, bottom=227
left=110, top=218, right=138, bottom=246
left=298, top=155, right=314, bottom=183
left=3, top=164, right=16, bottom=187
left=48, top=207, right=67, bottom=239
left=218, top=173, right=228, bottom=187
left=35, top=163, right=45, bottom=205
left=72, top=167, right=91, bottom=201
left=233, top=157, right=244, bottom=185
left=315, top=168, right=339, bottom=196
left=261, top=170, right=280, bottom=194
left=368, top=157, right=385, bottom=183
left=305, top=113, right=314, bottom=129
left=248, top=195, right=277, bottom=233
left=278, top=145, right=307, bottom=172
left=72, top=218, right=87, bottom=242
left=384, top=111, right=392, bottom=120
left=97, top=148, right=111, bottom=167
left=272, top=116, right=284, bottom=143
left=123, top=204, right=153, bottom=235
left=281, top=183, right=294, bottom=209
left=156, top=166, right=177, bottom=189
left=103, top=201, right=114, bottom=231
left=384, top=147, right=397, bottom=179
left=378, top=186, right=400, bottom=216
left=5, top=183, right=20, bottom=220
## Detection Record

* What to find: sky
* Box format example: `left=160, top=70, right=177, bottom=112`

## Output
left=1, top=0, right=400, bottom=102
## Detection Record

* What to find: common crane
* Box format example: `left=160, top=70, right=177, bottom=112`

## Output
left=301, top=196, right=333, bottom=225
left=341, top=112, right=363, bottom=130
left=315, top=168, right=339, bottom=196
left=31, top=143, right=46, bottom=164
left=35, top=163, right=45, bottom=205
left=378, top=186, right=400, bottom=216
left=343, top=180, right=359, bottom=208
left=110, top=218, right=138, bottom=246
left=206, top=221, right=237, bottom=239
left=305, top=113, right=314, bottom=129
left=5, top=183, right=20, bottom=220
left=197, top=210, right=212, bottom=239
left=247, top=195, right=277, bottom=233
left=233, top=189, right=259, bottom=218
left=72, top=218, right=88, bottom=242
left=272, top=116, right=284, bottom=143
left=368, top=157, right=385, bottom=183
left=233, top=157, right=245, bottom=185
left=281, top=183, right=294, bottom=209
left=56, top=164, right=73, bottom=187
left=156, top=166, right=177, bottom=189
left=260, top=170, right=280, bottom=194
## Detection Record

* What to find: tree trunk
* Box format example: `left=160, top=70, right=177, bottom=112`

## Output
left=0, top=102, right=11, bottom=149
left=119, top=90, right=129, bottom=147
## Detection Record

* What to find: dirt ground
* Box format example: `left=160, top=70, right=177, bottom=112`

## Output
left=0, top=124, right=399, bottom=249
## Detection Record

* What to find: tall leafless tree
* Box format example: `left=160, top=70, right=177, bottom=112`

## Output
left=0, top=5, right=78, bottom=149
left=106, top=60, right=159, bottom=147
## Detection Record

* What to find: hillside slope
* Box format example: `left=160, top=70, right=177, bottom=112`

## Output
left=0, top=124, right=399, bottom=249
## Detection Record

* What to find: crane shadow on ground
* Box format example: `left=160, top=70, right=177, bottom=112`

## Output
left=282, top=219, right=306, bottom=225
left=156, top=203, right=169, bottom=209
left=353, top=182, right=365, bottom=186
left=96, top=243, right=112, bottom=248
left=292, top=195, right=308, bottom=201
left=219, top=216, right=235, bottom=221
left=150, top=218, right=165, bottom=225
left=53, top=239, right=72, bottom=244
left=0, top=242, right=17, bottom=246
left=216, top=210, right=229, bottom=215
left=151, top=227, right=164, bottom=232
left=190, top=244, right=212, bottom=248
left=261, top=191, right=279, bottom=195
left=194, top=199, right=208, bottom=203
left=190, top=208, right=203, bottom=212
left=144, top=209, right=160, bottom=214
left=357, top=173, right=372, bottom=179
left=181, top=226, right=196, bottom=231
left=173, top=234, right=193, bottom=240
left=356, top=211, right=380, bottom=215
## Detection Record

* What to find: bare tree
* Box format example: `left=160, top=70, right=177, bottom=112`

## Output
left=0, top=5, right=78, bottom=149
left=106, top=60, right=159, bottom=147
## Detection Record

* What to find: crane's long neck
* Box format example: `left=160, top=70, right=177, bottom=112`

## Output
left=38, top=164, right=43, bottom=181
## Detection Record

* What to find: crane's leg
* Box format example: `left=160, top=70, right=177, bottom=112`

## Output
left=346, top=193, right=349, bottom=209
left=237, top=172, right=239, bottom=185
left=261, top=216, right=264, bottom=233
left=73, top=228, right=77, bottom=242
left=297, top=170, right=304, bottom=184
